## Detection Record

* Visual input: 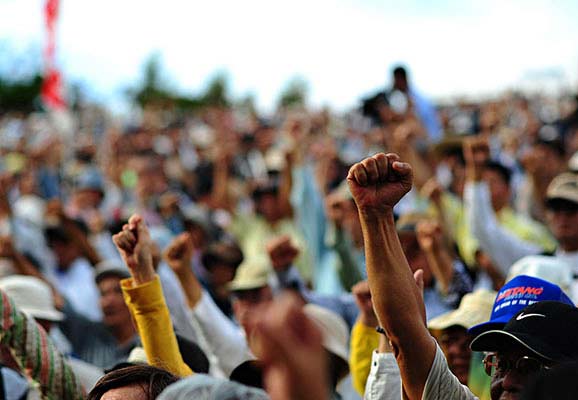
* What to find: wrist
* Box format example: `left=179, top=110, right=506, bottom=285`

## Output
left=358, top=207, right=395, bottom=220
left=359, top=313, right=379, bottom=328
left=130, top=268, right=156, bottom=286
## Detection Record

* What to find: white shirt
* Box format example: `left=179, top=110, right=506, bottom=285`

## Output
left=53, top=258, right=102, bottom=322
left=190, top=290, right=254, bottom=377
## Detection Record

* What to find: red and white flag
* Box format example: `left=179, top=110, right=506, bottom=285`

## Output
left=41, top=0, right=67, bottom=110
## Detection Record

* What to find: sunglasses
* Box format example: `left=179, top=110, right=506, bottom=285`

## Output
left=482, top=353, right=551, bottom=377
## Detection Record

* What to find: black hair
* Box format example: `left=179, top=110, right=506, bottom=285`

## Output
left=392, top=65, right=408, bottom=79
left=230, top=360, right=264, bottom=389
left=88, top=365, right=179, bottom=400
left=484, top=161, right=512, bottom=186
left=201, top=241, right=244, bottom=270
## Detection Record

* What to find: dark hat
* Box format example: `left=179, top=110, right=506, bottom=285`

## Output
left=468, top=275, right=574, bottom=337
left=470, top=301, right=578, bottom=362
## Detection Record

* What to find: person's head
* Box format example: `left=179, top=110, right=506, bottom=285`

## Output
left=252, top=182, right=281, bottom=223
left=229, top=262, right=274, bottom=337
left=428, top=290, right=496, bottom=384
left=392, top=65, right=409, bottom=92
left=544, top=173, right=578, bottom=251
left=201, top=241, right=244, bottom=287
left=71, top=168, right=105, bottom=210
left=94, top=261, right=132, bottom=332
left=45, top=226, right=82, bottom=269
left=87, top=365, right=178, bottom=400
left=471, top=301, right=578, bottom=400
left=483, top=161, right=512, bottom=212
left=157, top=374, right=269, bottom=400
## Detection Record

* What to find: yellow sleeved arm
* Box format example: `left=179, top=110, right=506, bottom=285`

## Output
left=122, top=275, right=193, bottom=377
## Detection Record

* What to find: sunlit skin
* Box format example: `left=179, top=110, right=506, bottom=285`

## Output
left=98, top=276, right=135, bottom=344
left=100, top=384, right=147, bottom=400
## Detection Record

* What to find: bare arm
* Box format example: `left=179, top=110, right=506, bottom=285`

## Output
left=347, top=153, right=436, bottom=400
left=163, top=232, right=203, bottom=309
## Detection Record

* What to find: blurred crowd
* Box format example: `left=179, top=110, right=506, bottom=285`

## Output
left=0, top=65, right=577, bottom=400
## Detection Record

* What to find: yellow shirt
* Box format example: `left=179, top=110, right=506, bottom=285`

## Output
left=349, top=321, right=380, bottom=395
left=122, top=276, right=193, bottom=377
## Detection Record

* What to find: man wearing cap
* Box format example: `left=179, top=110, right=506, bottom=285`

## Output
left=347, top=153, right=578, bottom=400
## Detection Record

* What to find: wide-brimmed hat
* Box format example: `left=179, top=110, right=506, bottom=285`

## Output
left=428, top=289, right=496, bottom=331
left=304, top=303, right=349, bottom=365
left=0, top=275, right=63, bottom=322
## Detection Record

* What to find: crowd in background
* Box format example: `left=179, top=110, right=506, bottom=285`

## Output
left=0, top=65, right=577, bottom=399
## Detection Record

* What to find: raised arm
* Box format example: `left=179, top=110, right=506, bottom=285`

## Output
left=347, top=153, right=435, bottom=400
left=113, top=215, right=192, bottom=376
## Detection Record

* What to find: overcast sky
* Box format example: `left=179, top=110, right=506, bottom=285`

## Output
left=1, top=0, right=577, bottom=111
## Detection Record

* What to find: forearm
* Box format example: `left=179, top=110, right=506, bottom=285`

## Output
left=359, top=209, right=435, bottom=400
left=174, top=269, right=203, bottom=309
left=423, top=248, right=453, bottom=295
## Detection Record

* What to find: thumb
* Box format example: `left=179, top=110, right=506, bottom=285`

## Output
left=413, top=269, right=424, bottom=294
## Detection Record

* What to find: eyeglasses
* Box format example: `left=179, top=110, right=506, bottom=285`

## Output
left=482, top=353, right=551, bottom=377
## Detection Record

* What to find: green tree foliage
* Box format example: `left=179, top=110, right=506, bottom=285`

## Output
left=277, top=77, right=308, bottom=109
left=0, top=74, right=43, bottom=113
left=129, top=54, right=232, bottom=111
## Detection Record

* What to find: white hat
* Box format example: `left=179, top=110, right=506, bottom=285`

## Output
left=506, top=255, right=573, bottom=296
left=303, top=304, right=349, bottom=364
left=428, top=289, right=496, bottom=331
left=0, top=275, right=63, bottom=322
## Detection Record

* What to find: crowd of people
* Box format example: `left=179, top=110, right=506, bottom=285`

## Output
left=0, top=65, right=577, bottom=399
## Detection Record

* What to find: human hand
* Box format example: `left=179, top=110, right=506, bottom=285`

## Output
left=112, top=214, right=155, bottom=285
left=421, top=178, right=443, bottom=205
left=463, top=136, right=490, bottom=181
left=0, top=236, right=15, bottom=259
left=416, top=220, right=443, bottom=253
left=163, top=232, right=195, bottom=276
left=266, top=236, right=300, bottom=272
left=255, top=294, right=329, bottom=400
left=347, top=153, right=413, bottom=215
left=352, top=280, right=378, bottom=327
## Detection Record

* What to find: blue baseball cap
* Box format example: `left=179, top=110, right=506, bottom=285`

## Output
left=468, top=275, right=574, bottom=337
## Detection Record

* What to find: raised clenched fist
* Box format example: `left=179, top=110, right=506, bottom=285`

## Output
left=112, top=214, right=155, bottom=284
left=346, top=153, right=413, bottom=214
left=163, top=232, right=195, bottom=275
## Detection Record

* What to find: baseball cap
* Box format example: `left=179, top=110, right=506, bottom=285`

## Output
left=546, top=173, right=578, bottom=206
left=0, top=275, right=64, bottom=322
left=94, top=260, right=130, bottom=284
left=470, top=301, right=578, bottom=362
left=468, top=275, right=574, bottom=337
left=428, top=289, right=496, bottom=331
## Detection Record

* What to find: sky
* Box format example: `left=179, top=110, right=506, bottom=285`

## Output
left=0, top=0, right=577, bottom=112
